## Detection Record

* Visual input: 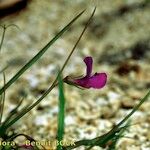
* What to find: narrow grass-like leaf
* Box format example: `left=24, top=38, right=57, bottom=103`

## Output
left=0, top=25, right=6, bottom=53
left=108, top=120, right=130, bottom=150
left=0, top=72, right=6, bottom=124
left=0, top=24, right=20, bottom=53
left=0, top=10, right=85, bottom=96
left=0, top=8, right=96, bottom=135
left=63, top=89, right=150, bottom=150
left=0, top=64, right=9, bottom=74
left=57, top=74, right=66, bottom=150
left=5, top=24, right=20, bottom=30
left=2, top=98, right=24, bottom=126
left=117, top=90, right=150, bottom=127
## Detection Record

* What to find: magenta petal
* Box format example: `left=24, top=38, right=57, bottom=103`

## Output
left=88, top=73, right=107, bottom=89
left=74, top=77, right=91, bottom=88
left=74, top=73, right=107, bottom=89
left=64, top=56, right=107, bottom=89
left=84, top=56, right=93, bottom=77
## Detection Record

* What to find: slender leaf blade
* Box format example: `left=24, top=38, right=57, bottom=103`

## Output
left=57, top=74, right=66, bottom=150
left=0, top=72, right=6, bottom=124
left=0, top=8, right=96, bottom=134
left=0, top=10, right=85, bottom=95
left=63, top=90, right=150, bottom=150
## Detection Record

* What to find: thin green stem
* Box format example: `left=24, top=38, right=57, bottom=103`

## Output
left=63, top=89, right=150, bottom=150
left=0, top=25, right=6, bottom=53
left=57, top=75, right=65, bottom=150
left=117, top=90, right=150, bottom=127
left=0, top=10, right=85, bottom=96
left=0, top=72, right=6, bottom=124
left=0, top=8, right=96, bottom=135
left=1, top=98, right=24, bottom=127
left=0, top=24, right=20, bottom=53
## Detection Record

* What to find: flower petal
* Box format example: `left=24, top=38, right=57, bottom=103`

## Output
left=63, top=56, right=107, bottom=89
left=74, top=76, right=90, bottom=88
left=74, top=72, right=107, bottom=89
left=84, top=56, right=93, bottom=77
left=88, top=73, right=107, bottom=89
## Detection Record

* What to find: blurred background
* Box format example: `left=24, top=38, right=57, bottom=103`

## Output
left=0, top=0, right=150, bottom=149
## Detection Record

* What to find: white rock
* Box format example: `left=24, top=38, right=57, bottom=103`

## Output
left=107, top=91, right=120, bottom=103
left=51, top=106, right=58, bottom=114
left=34, top=115, right=48, bottom=126
left=26, top=74, right=39, bottom=87
left=65, top=116, right=75, bottom=125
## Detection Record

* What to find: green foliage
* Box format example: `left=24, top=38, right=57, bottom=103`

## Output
left=63, top=90, right=150, bottom=150
left=0, top=6, right=149, bottom=150
left=0, top=10, right=85, bottom=96
left=0, top=8, right=86, bottom=135
left=57, top=74, right=66, bottom=150
left=0, top=72, right=6, bottom=124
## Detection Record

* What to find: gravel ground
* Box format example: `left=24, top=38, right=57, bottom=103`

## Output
left=0, top=0, right=150, bottom=150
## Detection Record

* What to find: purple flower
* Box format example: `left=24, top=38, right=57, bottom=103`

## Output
left=64, top=56, right=107, bottom=89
